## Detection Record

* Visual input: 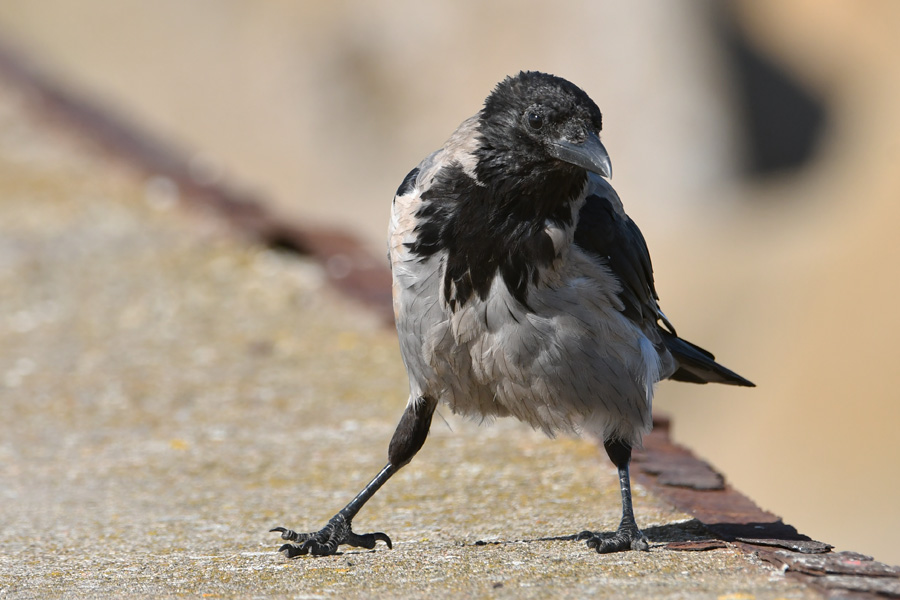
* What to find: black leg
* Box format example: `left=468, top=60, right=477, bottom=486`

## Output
left=579, top=439, right=650, bottom=553
left=271, top=397, right=437, bottom=557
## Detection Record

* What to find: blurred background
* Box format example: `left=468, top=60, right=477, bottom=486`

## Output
left=0, top=0, right=897, bottom=563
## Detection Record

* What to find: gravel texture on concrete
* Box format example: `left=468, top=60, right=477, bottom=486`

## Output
left=0, top=82, right=819, bottom=599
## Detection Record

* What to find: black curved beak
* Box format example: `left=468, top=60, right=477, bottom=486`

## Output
left=548, top=131, right=612, bottom=179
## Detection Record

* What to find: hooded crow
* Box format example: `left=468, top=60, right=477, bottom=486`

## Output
left=272, top=70, right=754, bottom=557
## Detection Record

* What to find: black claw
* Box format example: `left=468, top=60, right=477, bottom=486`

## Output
left=279, top=543, right=304, bottom=558
left=374, top=532, right=392, bottom=550
left=270, top=527, right=312, bottom=543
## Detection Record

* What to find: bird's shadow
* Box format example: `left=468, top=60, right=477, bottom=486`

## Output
left=471, top=518, right=719, bottom=549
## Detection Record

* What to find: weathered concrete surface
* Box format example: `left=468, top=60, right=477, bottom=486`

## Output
left=0, top=83, right=819, bottom=599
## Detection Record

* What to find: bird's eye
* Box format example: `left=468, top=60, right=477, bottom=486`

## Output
left=527, top=111, right=544, bottom=130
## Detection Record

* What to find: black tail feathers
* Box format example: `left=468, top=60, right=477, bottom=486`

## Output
left=662, top=331, right=755, bottom=387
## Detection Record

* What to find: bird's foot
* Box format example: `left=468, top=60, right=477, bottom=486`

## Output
left=577, top=526, right=649, bottom=553
left=270, top=513, right=392, bottom=557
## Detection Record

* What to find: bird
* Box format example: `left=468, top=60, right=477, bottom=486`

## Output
left=271, top=70, right=754, bottom=557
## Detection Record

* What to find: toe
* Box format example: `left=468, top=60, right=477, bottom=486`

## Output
left=581, top=530, right=648, bottom=553
left=304, top=538, right=337, bottom=556
left=346, top=530, right=393, bottom=550
left=279, top=543, right=309, bottom=558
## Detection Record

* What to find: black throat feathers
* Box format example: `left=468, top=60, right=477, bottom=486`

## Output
left=406, top=161, right=586, bottom=311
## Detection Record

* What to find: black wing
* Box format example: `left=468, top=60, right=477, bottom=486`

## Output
left=574, top=187, right=659, bottom=326
left=574, top=180, right=754, bottom=388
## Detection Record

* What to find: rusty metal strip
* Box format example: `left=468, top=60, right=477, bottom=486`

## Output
left=751, top=548, right=900, bottom=598
left=636, top=418, right=900, bottom=597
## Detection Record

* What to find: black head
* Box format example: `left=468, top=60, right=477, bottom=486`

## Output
left=409, top=72, right=613, bottom=311
left=476, top=71, right=611, bottom=185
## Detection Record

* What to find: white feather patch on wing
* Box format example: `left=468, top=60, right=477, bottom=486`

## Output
left=637, top=334, right=661, bottom=416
